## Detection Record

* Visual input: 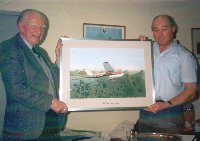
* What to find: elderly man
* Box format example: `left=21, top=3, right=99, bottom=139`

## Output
left=0, top=9, right=68, bottom=141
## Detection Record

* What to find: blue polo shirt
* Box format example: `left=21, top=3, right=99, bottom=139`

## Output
left=153, top=40, right=197, bottom=101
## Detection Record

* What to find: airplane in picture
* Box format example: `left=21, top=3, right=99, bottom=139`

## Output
left=83, top=62, right=124, bottom=79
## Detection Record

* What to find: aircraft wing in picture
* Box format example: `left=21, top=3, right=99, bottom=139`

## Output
left=83, top=62, right=124, bottom=79
left=83, top=69, right=105, bottom=78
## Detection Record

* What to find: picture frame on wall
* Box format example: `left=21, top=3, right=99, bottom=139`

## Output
left=59, top=38, right=154, bottom=111
left=191, top=28, right=200, bottom=58
left=83, top=23, right=126, bottom=40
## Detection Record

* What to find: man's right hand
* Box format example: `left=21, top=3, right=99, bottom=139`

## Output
left=138, top=35, right=147, bottom=41
left=51, top=98, right=68, bottom=113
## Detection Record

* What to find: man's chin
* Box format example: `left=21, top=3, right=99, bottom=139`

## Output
left=31, top=41, right=40, bottom=46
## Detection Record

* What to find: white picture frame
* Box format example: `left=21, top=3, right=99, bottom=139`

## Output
left=59, top=38, right=155, bottom=111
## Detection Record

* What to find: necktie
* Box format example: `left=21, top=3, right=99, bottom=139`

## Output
left=32, top=47, right=40, bottom=58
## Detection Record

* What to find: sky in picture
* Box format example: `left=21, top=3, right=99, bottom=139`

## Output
left=70, top=48, right=144, bottom=71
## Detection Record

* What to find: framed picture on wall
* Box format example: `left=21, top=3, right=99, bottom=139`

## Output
left=191, top=28, right=200, bottom=58
left=59, top=37, right=154, bottom=111
left=83, top=23, right=126, bottom=40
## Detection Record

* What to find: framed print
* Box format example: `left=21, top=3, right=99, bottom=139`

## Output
left=83, top=23, right=126, bottom=39
left=59, top=38, right=154, bottom=111
left=191, top=28, right=200, bottom=58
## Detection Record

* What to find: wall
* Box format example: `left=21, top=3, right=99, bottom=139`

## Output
left=0, top=10, right=19, bottom=135
left=0, top=0, right=200, bottom=138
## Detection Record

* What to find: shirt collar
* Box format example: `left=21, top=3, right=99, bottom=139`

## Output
left=20, top=34, right=34, bottom=49
left=154, top=39, right=178, bottom=52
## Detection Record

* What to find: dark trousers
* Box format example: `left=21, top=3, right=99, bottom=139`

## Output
left=137, top=105, right=184, bottom=134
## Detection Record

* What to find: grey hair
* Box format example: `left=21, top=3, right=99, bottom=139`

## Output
left=17, top=9, right=48, bottom=27
left=151, top=14, right=178, bottom=33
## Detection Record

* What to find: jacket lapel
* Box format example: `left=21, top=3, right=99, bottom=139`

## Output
left=16, top=34, right=59, bottom=98
left=16, top=34, right=46, bottom=74
left=34, top=45, right=59, bottom=98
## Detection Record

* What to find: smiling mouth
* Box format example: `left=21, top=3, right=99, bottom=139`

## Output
left=32, top=34, right=40, bottom=39
left=158, top=37, right=165, bottom=41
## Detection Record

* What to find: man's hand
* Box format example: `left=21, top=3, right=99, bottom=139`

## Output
left=138, top=35, right=148, bottom=41
left=55, top=35, right=69, bottom=65
left=144, top=101, right=170, bottom=113
left=51, top=98, right=68, bottom=113
left=55, top=38, right=63, bottom=65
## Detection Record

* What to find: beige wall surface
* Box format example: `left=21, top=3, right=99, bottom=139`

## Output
left=0, top=0, right=200, bottom=138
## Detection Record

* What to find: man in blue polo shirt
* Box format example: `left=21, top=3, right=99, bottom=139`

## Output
left=138, top=14, right=197, bottom=134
